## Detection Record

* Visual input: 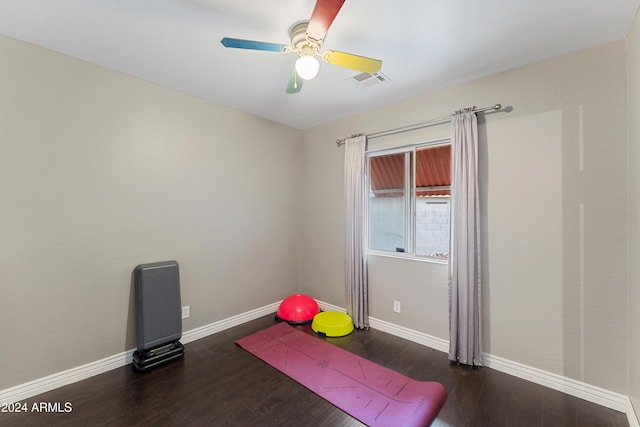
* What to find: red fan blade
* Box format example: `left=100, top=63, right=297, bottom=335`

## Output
left=306, top=0, right=346, bottom=42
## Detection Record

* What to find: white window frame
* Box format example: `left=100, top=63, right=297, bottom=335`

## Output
left=366, top=137, right=451, bottom=264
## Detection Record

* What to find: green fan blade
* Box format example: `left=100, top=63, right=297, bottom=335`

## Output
left=286, top=68, right=303, bottom=94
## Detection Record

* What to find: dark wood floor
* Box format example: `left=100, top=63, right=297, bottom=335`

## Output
left=1, top=314, right=630, bottom=426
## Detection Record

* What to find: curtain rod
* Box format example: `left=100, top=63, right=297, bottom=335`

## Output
left=336, top=103, right=502, bottom=146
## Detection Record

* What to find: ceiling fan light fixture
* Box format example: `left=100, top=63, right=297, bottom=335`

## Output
left=221, top=1, right=382, bottom=93
left=295, top=55, right=320, bottom=80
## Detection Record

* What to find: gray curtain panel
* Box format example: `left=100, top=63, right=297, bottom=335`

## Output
left=449, top=109, right=483, bottom=366
left=344, top=134, right=369, bottom=329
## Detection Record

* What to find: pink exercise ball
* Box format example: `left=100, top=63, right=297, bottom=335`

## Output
left=276, top=294, right=320, bottom=324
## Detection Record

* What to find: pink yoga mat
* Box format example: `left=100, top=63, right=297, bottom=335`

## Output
left=236, top=322, right=447, bottom=427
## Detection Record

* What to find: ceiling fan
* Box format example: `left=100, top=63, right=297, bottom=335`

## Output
left=220, top=0, right=382, bottom=94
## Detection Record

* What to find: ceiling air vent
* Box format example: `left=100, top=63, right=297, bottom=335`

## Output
left=349, top=71, right=390, bottom=88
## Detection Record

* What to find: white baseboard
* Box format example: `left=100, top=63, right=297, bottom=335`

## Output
left=317, top=300, right=629, bottom=415
left=181, top=302, right=280, bottom=344
left=0, top=301, right=280, bottom=405
left=482, top=353, right=628, bottom=413
left=317, top=300, right=449, bottom=353
left=316, top=300, right=347, bottom=313
left=1, top=299, right=635, bottom=423
left=627, top=397, right=640, bottom=427
left=0, top=350, right=135, bottom=405
left=368, top=316, right=450, bottom=353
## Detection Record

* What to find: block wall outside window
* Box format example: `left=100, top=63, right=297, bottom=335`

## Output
left=415, top=198, right=450, bottom=258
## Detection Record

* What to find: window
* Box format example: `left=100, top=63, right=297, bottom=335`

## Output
left=367, top=140, right=451, bottom=261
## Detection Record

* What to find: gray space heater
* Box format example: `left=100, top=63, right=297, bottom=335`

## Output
left=132, top=260, right=184, bottom=372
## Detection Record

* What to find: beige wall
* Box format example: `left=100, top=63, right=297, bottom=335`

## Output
left=0, top=25, right=635, bottom=405
left=628, top=9, right=640, bottom=420
left=302, top=40, right=629, bottom=394
left=0, top=35, right=303, bottom=390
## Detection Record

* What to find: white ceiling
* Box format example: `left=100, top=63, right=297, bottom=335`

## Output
left=0, top=0, right=638, bottom=129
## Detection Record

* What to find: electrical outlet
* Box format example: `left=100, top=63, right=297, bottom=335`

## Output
left=393, top=300, right=401, bottom=313
left=182, top=305, right=190, bottom=319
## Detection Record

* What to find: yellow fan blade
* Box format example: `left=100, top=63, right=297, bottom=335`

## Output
left=322, top=50, right=382, bottom=74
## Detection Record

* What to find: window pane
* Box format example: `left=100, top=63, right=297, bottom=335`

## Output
left=368, top=152, right=407, bottom=252
left=415, top=197, right=450, bottom=258
left=415, top=144, right=451, bottom=196
left=415, top=145, right=451, bottom=259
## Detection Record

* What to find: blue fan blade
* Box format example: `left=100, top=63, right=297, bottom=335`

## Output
left=220, top=37, right=287, bottom=53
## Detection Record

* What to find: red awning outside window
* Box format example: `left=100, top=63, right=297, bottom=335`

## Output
left=369, top=144, right=451, bottom=197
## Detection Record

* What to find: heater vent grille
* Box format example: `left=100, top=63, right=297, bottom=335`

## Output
left=349, top=71, right=390, bottom=88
